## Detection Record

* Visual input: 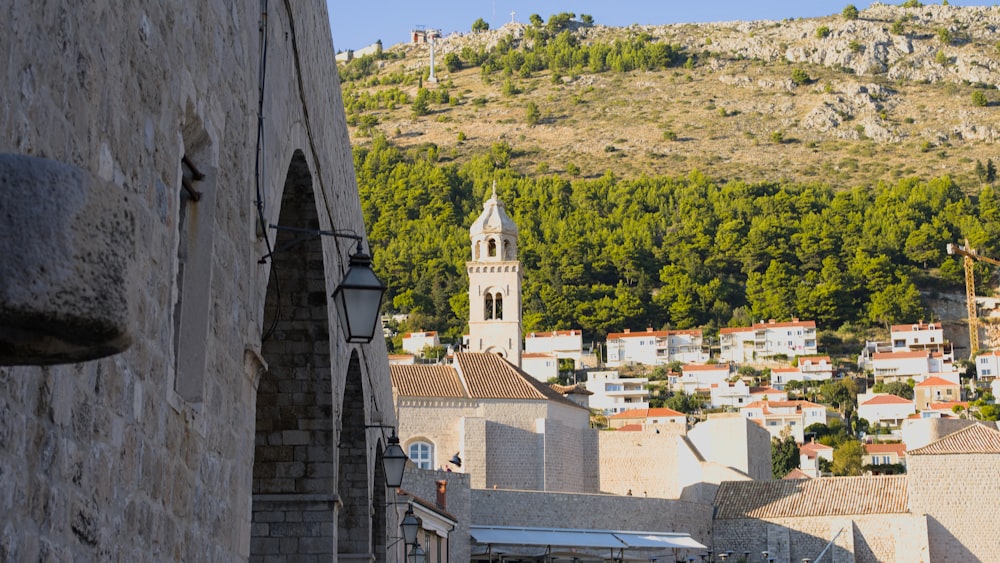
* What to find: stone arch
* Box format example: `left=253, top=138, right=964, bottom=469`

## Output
left=338, top=351, right=373, bottom=558
left=252, top=150, right=337, bottom=560
left=487, top=238, right=497, bottom=257
left=495, top=292, right=503, bottom=320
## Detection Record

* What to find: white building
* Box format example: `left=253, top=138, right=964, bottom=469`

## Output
left=890, top=321, right=952, bottom=359
left=871, top=351, right=958, bottom=385
left=466, top=185, right=522, bottom=365
left=799, top=440, right=834, bottom=478
left=524, top=329, right=584, bottom=368
left=710, top=380, right=752, bottom=409
left=584, top=371, right=650, bottom=415
left=678, top=363, right=730, bottom=394
left=521, top=352, right=559, bottom=382
left=740, top=400, right=827, bottom=442
left=976, top=349, right=1000, bottom=381
left=857, top=393, right=916, bottom=427
left=719, top=319, right=818, bottom=363
left=402, top=331, right=441, bottom=356
left=605, top=328, right=705, bottom=367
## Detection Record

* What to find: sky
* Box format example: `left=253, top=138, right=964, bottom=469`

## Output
left=326, top=1, right=983, bottom=53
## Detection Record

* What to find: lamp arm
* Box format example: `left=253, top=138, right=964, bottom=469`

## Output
left=260, top=224, right=364, bottom=263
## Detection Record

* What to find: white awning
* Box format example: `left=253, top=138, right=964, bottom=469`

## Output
left=470, top=525, right=706, bottom=551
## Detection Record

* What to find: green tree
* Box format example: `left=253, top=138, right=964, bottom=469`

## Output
left=832, top=440, right=865, bottom=476
left=580, top=14, right=594, bottom=25
left=526, top=101, right=541, bottom=125
left=890, top=19, right=906, bottom=34
left=529, top=13, right=543, bottom=26
left=791, top=68, right=811, bottom=86
left=471, top=18, right=489, bottom=32
left=816, top=26, right=831, bottom=39
left=444, top=52, right=462, bottom=73
left=874, top=380, right=915, bottom=400
left=842, top=4, right=860, bottom=20
left=936, top=27, right=952, bottom=45
left=972, top=90, right=989, bottom=107
left=664, top=392, right=702, bottom=414
left=772, top=434, right=800, bottom=479
left=412, top=87, right=430, bottom=116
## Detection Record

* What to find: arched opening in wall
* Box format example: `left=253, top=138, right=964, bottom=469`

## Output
left=338, top=351, right=373, bottom=558
left=495, top=293, right=503, bottom=320
left=252, top=151, right=336, bottom=561
left=503, top=239, right=511, bottom=260
left=372, top=440, right=387, bottom=563
left=488, top=238, right=497, bottom=257
left=474, top=241, right=481, bottom=260
left=484, top=294, right=493, bottom=320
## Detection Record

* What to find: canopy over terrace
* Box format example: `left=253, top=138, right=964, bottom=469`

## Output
left=470, top=525, right=706, bottom=562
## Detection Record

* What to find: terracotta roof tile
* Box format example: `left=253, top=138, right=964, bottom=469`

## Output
left=713, top=476, right=908, bottom=519
left=390, top=365, right=467, bottom=398
left=861, top=394, right=913, bottom=406
left=453, top=352, right=585, bottom=409
left=783, top=468, right=813, bottom=480
left=908, top=423, right=1000, bottom=455
left=915, top=376, right=959, bottom=387
left=683, top=363, right=727, bottom=371
left=616, top=424, right=644, bottom=431
left=873, top=351, right=931, bottom=360
left=526, top=329, right=582, bottom=337
left=607, top=328, right=701, bottom=339
left=609, top=407, right=685, bottom=420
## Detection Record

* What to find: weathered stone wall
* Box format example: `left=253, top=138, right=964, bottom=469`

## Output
left=599, top=426, right=685, bottom=498
left=400, top=469, right=471, bottom=563
left=0, top=2, right=396, bottom=561
left=397, top=397, right=479, bottom=470
left=471, top=489, right=713, bottom=557
left=688, top=414, right=773, bottom=481
left=908, top=452, right=1000, bottom=562
left=712, top=514, right=929, bottom=563
left=540, top=418, right=600, bottom=493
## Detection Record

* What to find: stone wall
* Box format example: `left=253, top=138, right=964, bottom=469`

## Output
left=599, top=426, right=686, bottom=497
left=471, top=489, right=713, bottom=558
left=400, top=469, right=471, bottom=563
left=0, top=2, right=396, bottom=561
left=908, top=452, right=1000, bottom=562
left=712, top=514, right=929, bottom=562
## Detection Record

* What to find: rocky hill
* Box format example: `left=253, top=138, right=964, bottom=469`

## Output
left=341, top=2, right=1000, bottom=187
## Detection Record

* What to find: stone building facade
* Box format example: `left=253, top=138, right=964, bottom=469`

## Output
left=1, top=2, right=399, bottom=561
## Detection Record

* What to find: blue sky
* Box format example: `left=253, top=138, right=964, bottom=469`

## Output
left=326, top=1, right=981, bottom=53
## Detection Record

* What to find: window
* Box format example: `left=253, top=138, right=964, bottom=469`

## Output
left=488, top=239, right=497, bottom=257
left=494, top=292, right=503, bottom=320
left=484, top=294, right=493, bottom=320
left=882, top=455, right=890, bottom=464
left=408, top=442, right=434, bottom=470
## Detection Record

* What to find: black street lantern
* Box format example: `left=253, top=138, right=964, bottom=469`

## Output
left=408, top=542, right=426, bottom=563
left=401, top=504, right=420, bottom=546
left=382, top=432, right=408, bottom=489
left=331, top=248, right=387, bottom=343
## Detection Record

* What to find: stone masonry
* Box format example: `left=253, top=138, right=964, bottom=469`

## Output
left=0, top=2, right=397, bottom=561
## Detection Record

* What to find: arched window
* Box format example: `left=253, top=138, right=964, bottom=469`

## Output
left=495, top=293, right=503, bottom=320
left=488, top=239, right=497, bottom=257
left=484, top=294, right=494, bottom=320
left=408, top=441, right=433, bottom=470
left=503, top=239, right=512, bottom=260
left=474, top=241, right=481, bottom=260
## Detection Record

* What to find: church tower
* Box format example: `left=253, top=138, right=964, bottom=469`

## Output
left=467, top=184, right=522, bottom=366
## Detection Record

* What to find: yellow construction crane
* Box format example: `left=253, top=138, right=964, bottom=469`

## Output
left=946, top=238, right=1000, bottom=358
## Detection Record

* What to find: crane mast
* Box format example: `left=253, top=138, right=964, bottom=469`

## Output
left=946, top=239, right=1000, bottom=358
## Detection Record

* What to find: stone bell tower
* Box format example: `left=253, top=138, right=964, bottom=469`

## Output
left=467, top=183, right=522, bottom=366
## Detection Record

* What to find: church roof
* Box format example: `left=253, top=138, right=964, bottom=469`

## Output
left=391, top=364, right=467, bottom=398
left=390, top=353, right=585, bottom=410
left=469, top=186, right=518, bottom=236
left=713, top=475, right=909, bottom=519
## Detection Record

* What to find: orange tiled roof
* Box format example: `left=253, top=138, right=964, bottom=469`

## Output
left=890, top=322, right=940, bottom=332
left=861, top=394, right=913, bottom=406
left=521, top=352, right=555, bottom=359
left=927, top=401, right=968, bottom=411
left=750, top=386, right=784, bottom=395
left=719, top=320, right=817, bottom=334
left=607, top=328, right=701, bottom=340
left=403, top=331, right=438, bottom=338
left=908, top=423, right=1000, bottom=455
left=799, top=355, right=832, bottom=364
left=864, top=443, right=907, bottom=457
left=683, top=363, right=727, bottom=371
left=979, top=349, right=1000, bottom=358
left=616, top=424, right=644, bottom=432
left=800, top=441, right=834, bottom=454
left=916, top=376, right=959, bottom=387
left=549, top=383, right=592, bottom=396
left=454, top=352, right=584, bottom=408
left=526, top=330, right=582, bottom=338
left=783, top=468, right=813, bottom=480
left=873, top=351, right=931, bottom=360
left=390, top=364, right=467, bottom=398
left=609, top=407, right=686, bottom=420
left=713, top=475, right=908, bottom=519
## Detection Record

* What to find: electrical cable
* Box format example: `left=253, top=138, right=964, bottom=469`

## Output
left=255, top=0, right=281, bottom=343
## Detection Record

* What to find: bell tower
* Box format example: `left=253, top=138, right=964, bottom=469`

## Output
left=467, top=183, right=522, bottom=366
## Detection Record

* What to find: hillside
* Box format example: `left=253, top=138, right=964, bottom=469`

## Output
left=338, top=3, right=1000, bottom=350
left=342, top=3, right=999, bottom=187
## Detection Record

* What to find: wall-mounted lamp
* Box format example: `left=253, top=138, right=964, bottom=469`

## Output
left=381, top=431, right=408, bottom=488
left=401, top=504, right=421, bottom=546
left=262, top=225, right=387, bottom=344
left=408, top=541, right=426, bottom=563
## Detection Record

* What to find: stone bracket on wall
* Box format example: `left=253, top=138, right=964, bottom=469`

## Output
left=0, top=153, right=134, bottom=365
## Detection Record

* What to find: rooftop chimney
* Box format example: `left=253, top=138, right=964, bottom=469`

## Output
left=436, top=480, right=447, bottom=510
